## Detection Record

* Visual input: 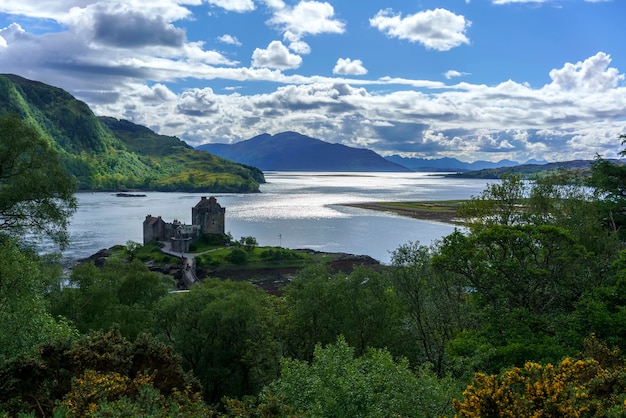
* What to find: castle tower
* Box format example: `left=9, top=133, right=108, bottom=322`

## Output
left=192, top=196, right=225, bottom=235
left=143, top=215, right=167, bottom=244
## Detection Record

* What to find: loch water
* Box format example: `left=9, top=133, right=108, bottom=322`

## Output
left=62, top=172, right=494, bottom=264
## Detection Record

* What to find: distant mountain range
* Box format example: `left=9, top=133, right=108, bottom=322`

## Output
left=384, top=155, right=548, bottom=172
left=196, top=131, right=554, bottom=173
left=196, top=132, right=410, bottom=172
left=0, top=74, right=264, bottom=192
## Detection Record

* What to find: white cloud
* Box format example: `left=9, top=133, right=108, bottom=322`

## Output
left=176, top=88, right=220, bottom=116
left=287, top=39, right=311, bottom=54
left=267, top=1, right=345, bottom=42
left=333, top=58, right=367, bottom=76
left=207, top=0, right=255, bottom=12
left=370, top=8, right=471, bottom=51
left=0, top=23, right=28, bottom=43
left=251, top=40, right=302, bottom=69
left=218, top=34, right=241, bottom=46
left=548, top=52, right=623, bottom=92
left=444, top=70, right=470, bottom=79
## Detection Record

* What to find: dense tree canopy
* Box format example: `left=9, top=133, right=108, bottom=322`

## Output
left=0, top=113, right=77, bottom=248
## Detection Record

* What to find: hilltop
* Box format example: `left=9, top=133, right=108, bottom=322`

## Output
left=0, top=74, right=264, bottom=192
left=196, top=131, right=410, bottom=172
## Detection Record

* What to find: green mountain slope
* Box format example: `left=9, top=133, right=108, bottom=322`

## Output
left=0, top=74, right=264, bottom=192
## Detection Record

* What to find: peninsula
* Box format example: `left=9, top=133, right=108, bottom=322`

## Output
left=344, top=200, right=466, bottom=225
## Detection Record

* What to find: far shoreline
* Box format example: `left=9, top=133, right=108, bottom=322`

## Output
left=344, top=201, right=466, bottom=225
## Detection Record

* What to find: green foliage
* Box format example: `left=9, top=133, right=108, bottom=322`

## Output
left=239, top=236, right=259, bottom=252
left=435, top=224, right=590, bottom=315
left=390, top=241, right=466, bottom=376
left=0, top=239, right=77, bottom=360
left=152, top=279, right=281, bottom=403
left=57, top=370, right=212, bottom=417
left=189, top=233, right=230, bottom=252
left=0, top=113, right=77, bottom=247
left=281, top=265, right=411, bottom=363
left=574, top=250, right=626, bottom=351
left=588, top=136, right=626, bottom=241
left=458, top=172, right=528, bottom=228
left=260, top=248, right=301, bottom=262
left=222, top=395, right=305, bottom=417
left=226, top=247, right=249, bottom=264
left=51, top=259, right=175, bottom=339
left=0, top=329, right=201, bottom=417
left=433, top=170, right=621, bottom=374
left=265, top=337, right=460, bottom=418
left=454, top=337, right=626, bottom=417
left=134, top=242, right=180, bottom=264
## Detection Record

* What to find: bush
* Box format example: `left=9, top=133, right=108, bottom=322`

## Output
left=226, top=248, right=248, bottom=265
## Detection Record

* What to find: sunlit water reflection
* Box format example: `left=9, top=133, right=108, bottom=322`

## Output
left=58, top=172, right=494, bottom=264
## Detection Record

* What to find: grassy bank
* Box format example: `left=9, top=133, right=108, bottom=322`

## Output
left=345, top=200, right=466, bottom=225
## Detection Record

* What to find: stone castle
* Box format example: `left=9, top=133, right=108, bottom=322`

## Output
left=143, top=196, right=225, bottom=253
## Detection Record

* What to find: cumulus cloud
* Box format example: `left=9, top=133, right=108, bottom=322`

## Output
left=548, top=52, right=623, bottom=92
left=333, top=58, right=367, bottom=76
left=267, top=1, right=345, bottom=43
left=287, top=39, right=311, bottom=54
left=0, top=23, right=28, bottom=43
left=218, top=34, right=241, bottom=46
left=176, top=88, right=220, bottom=116
left=252, top=40, right=302, bottom=69
left=370, top=8, right=471, bottom=51
left=444, top=70, right=470, bottom=79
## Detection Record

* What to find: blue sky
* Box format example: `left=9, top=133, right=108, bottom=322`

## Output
left=0, top=0, right=624, bottom=163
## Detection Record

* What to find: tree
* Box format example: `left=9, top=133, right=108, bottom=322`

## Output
left=0, top=239, right=76, bottom=359
left=239, top=236, right=258, bottom=252
left=281, top=265, right=409, bottom=363
left=574, top=250, right=626, bottom=351
left=0, top=113, right=77, bottom=248
left=434, top=224, right=590, bottom=315
left=390, top=241, right=466, bottom=376
left=152, top=279, right=280, bottom=403
left=458, top=173, right=528, bottom=229
left=588, top=135, right=626, bottom=241
left=434, top=169, right=624, bottom=375
left=264, top=337, right=460, bottom=418
left=51, top=259, right=175, bottom=339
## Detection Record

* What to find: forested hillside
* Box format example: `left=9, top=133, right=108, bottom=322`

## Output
left=0, top=74, right=264, bottom=192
